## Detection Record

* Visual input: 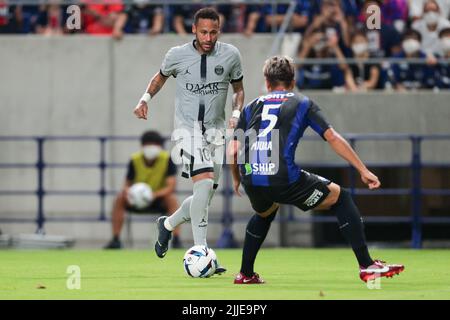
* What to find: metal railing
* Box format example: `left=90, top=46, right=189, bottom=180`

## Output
left=1, top=134, right=450, bottom=248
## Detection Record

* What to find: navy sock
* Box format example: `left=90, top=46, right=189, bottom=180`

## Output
left=240, top=209, right=278, bottom=277
left=330, top=189, right=374, bottom=268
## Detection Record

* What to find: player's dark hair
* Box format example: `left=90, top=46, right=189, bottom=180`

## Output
left=194, top=7, right=220, bottom=25
left=402, top=29, right=422, bottom=42
left=439, top=27, right=450, bottom=38
left=263, top=56, right=295, bottom=88
left=141, top=131, right=164, bottom=146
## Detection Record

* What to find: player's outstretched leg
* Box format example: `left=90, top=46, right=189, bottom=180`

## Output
left=189, top=178, right=214, bottom=246
left=359, top=260, right=405, bottom=282
left=234, top=205, right=278, bottom=284
left=154, top=196, right=193, bottom=258
left=328, top=186, right=404, bottom=281
left=154, top=216, right=172, bottom=258
left=190, top=176, right=228, bottom=275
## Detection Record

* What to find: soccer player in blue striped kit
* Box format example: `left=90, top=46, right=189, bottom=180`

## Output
left=228, top=56, right=404, bottom=284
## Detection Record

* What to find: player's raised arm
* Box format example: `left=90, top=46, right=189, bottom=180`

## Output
left=229, top=80, right=245, bottom=129
left=134, top=72, right=168, bottom=120
left=323, top=128, right=381, bottom=189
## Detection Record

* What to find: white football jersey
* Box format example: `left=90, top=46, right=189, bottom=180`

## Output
left=160, top=40, right=243, bottom=134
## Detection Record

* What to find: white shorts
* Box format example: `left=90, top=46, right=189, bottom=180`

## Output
left=178, top=133, right=225, bottom=182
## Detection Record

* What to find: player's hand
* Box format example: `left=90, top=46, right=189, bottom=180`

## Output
left=228, top=117, right=239, bottom=129
left=360, top=170, right=381, bottom=189
left=233, top=180, right=242, bottom=197
left=134, top=101, right=148, bottom=120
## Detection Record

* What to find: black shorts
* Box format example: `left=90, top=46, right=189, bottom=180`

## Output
left=126, top=198, right=167, bottom=214
left=242, top=170, right=331, bottom=213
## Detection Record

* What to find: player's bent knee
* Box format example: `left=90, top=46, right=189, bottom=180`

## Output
left=316, top=183, right=340, bottom=210
left=329, top=187, right=356, bottom=212
left=257, top=203, right=279, bottom=218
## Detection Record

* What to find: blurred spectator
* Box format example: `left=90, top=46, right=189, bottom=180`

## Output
left=35, top=3, right=68, bottom=35
left=410, top=0, right=450, bottom=21
left=345, top=30, right=381, bottom=91
left=82, top=0, right=123, bottom=35
left=304, top=0, right=351, bottom=49
left=389, top=29, right=437, bottom=91
left=412, top=0, right=450, bottom=56
left=296, top=28, right=347, bottom=90
left=0, top=1, right=18, bottom=33
left=18, top=5, right=41, bottom=34
left=357, top=0, right=403, bottom=57
left=380, top=0, right=409, bottom=33
left=220, top=4, right=247, bottom=33
left=435, top=27, right=450, bottom=88
left=310, top=0, right=361, bottom=27
left=172, top=4, right=201, bottom=35
left=244, top=1, right=311, bottom=36
left=243, top=5, right=266, bottom=35
left=104, top=130, right=181, bottom=250
left=113, top=0, right=163, bottom=40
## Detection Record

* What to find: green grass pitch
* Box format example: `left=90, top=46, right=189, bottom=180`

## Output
left=0, top=248, right=449, bottom=300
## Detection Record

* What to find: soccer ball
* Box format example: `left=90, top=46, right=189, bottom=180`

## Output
left=183, top=245, right=218, bottom=278
left=127, top=183, right=153, bottom=209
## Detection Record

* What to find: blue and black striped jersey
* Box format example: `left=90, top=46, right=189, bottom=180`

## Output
left=235, top=91, right=331, bottom=187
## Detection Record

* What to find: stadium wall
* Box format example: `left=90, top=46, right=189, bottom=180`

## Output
left=1, top=35, right=449, bottom=248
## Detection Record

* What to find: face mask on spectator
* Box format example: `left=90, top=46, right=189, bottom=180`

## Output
left=352, top=43, right=368, bottom=56
left=423, top=11, right=440, bottom=26
left=143, top=145, right=162, bottom=161
left=402, top=39, right=421, bottom=55
left=441, top=38, right=450, bottom=53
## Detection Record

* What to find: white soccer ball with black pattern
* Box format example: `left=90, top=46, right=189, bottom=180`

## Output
left=127, top=183, right=153, bottom=209
left=183, top=245, right=218, bottom=278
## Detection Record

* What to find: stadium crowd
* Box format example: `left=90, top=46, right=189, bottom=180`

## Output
left=0, top=0, right=449, bottom=90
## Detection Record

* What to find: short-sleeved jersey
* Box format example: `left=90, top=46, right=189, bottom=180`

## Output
left=235, top=91, right=331, bottom=187
left=160, top=40, right=243, bottom=134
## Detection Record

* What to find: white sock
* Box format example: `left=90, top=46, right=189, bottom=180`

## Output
left=190, top=179, right=214, bottom=246
left=164, top=217, right=174, bottom=231
left=167, top=195, right=193, bottom=230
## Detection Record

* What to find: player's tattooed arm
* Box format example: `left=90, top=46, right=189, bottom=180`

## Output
left=147, top=72, right=168, bottom=98
left=229, top=80, right=245, bottom=128
left=134, top=72, right=168, bottom=120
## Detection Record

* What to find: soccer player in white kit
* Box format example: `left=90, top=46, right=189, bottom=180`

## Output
left=134, top=7, right=245, bottom=274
